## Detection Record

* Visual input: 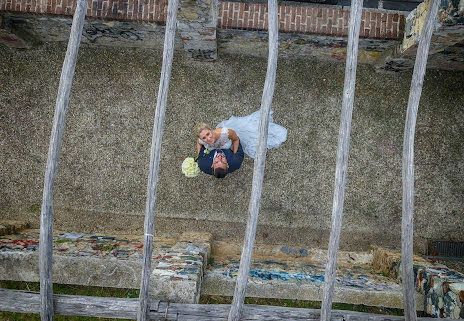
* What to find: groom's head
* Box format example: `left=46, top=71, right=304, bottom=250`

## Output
left=212, top=152, right=229, bottom=178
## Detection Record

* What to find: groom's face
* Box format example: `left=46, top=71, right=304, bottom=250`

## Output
left=212, top=153, right=229, bottom=172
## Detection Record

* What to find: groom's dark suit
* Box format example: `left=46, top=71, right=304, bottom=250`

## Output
left=198, top=142, right=244, bottom=176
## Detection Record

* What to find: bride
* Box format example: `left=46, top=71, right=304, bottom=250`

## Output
left=196, top=110, right=287, bottom=159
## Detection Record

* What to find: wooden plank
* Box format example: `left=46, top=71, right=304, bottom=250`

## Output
left=136, top=0, right=178, bottom=319
left=38, top=0, right=87, bottom=320
left=227, top=0, right=279, bottom=320
left=0, top=290, right=455, bottom=321
left=401, top=1, right=440, bottom=321
left=319, top=0, right=363, bottom=320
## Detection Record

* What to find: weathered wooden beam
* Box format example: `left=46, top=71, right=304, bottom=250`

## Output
left=320, top=0, right=363, bottom=320
left=38, top=0, right=86, bottom=320
left=227, top=0, right=279, bottom=320
left=136, top=0, right=178, bottom=319
left=0, top=289, right=454, bottom=321
left=401, top=1, right=440, bottom=321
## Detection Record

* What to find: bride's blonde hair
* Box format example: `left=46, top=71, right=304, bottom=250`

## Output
left=195, top=123, right=211, bottom=137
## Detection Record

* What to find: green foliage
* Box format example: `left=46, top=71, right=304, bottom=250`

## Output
left=27, top=204, right=41, bottom=213
left=55, top=238, right=74, bottom=244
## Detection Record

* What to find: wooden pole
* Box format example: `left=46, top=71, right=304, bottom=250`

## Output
left=401, top=1, right=440, bottom=321
left=320, top=0, right=363, bottom=320
left=38, top=0, right=86, bottom=320
left=227, top=0, right=278, bottom=320
left=136, top=0, right=178, bottom=319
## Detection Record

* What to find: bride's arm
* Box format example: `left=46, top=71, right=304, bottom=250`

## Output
left=196, top=139, right=202, bottom=155
left=228, top=129, right=240, bottom=153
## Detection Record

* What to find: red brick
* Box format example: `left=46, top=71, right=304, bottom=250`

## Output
left=322, top=7, right=327, bottom=23
left=258, top=18, right=263, bottom=29
left=392, top=21, right=398, bottom=38
left=321, top=25, right=327, bottom=34
left=376, top=12, right=381, bottom=28
left=343, top=10, right=349, bottom=26
left=337, top=16, right=343, bottom=29
left=243, top=11, right=248, bottom=28
left=387, top=13, right=392, bottom=31
left=343, top=27, right=348, bottom=35
left=239, top=2, right=243, bottom=17
left=399, top=15, right=405, bottom=38
left=285, top=12, right=289, bottom=31
left=333, top=9, right=338, bottom=23
left=285, top=5, right=289, bottom=14
left=393, top=13, right=399, bottom=22
left=312, top=8, right=318, bottom=24
left=370, top=21, right=376, bottom=37
left=386, top=29, right=392, bottom=38
left=221, top=10, right=227, bottom=27
left=291, top=6, right=295, bottom=23
left=253, top=11, right=258, bottom=29
left=296, top=14, right=300, bottom=31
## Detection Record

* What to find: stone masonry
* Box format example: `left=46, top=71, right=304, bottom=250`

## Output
left=0, top=230, right=212, bottom=303
left=177, top=0, right=218, bottom=60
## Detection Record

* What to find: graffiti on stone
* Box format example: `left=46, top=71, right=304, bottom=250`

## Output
left=83, top=24, right=143, bottom=43
left=187, top=48, right=216, bottom=60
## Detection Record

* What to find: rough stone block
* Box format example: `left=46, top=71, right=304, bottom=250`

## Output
left=0, top=220, right=29, bottom=236
left=183, top=40, right=217, bottom=60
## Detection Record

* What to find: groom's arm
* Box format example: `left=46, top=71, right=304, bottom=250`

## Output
left=197, top=146, right=213, bottom=175
left=228, top=143, right=244, bottom=173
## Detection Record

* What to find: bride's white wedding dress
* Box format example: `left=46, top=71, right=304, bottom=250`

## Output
left=198, top=110, right=287, bottom=158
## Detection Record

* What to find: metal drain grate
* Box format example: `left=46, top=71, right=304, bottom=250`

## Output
left=427, top=240, right=464, bottom=259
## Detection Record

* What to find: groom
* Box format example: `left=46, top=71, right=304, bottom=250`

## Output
left=198, top=143, right=244, bottom=178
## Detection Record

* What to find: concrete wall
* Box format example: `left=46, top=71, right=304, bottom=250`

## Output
left=1, top=42, right=463, bottom=252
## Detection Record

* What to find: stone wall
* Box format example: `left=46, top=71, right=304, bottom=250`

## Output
left=0, top=42, right=463, bottom=252
left=0, top=0, right=405, bottom=40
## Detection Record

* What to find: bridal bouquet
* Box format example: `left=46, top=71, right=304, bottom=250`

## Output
left=181, top=149, right=210, bottom=178
left=182, top=157, right=200, bottom=178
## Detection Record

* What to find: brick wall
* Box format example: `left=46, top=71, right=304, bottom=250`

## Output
left=0, top=0, right=405, bottom=39
left=218, top=2, right=405, bottom=40
left=0, top=0, right=168, bottom=22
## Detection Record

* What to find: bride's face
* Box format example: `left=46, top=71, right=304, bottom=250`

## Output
left=199, top=129, right=215, bottom=144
